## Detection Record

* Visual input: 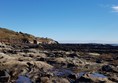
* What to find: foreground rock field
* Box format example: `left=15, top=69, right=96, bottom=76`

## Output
left=0, top=43, right=118, bottom=83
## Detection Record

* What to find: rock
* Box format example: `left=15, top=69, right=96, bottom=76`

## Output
left=68, top=74, right=77, bottom=80
left=36, top=57, right=46, bottom=61
left=67, top=63, right=75, bottom=68
left=52, top=69, right=73, bottom=77
left=58, top=78, right=70, bottom=83
left=47, top=53, right=55, bottom=57
left=2, top=61, right=28, bottom=68
left=88, top=53, right=100, bottom=56
left=26, top=52, right=47, bottom=58
left=37, top=53, right=47, bottom=58
left=109, top=74, right=118, bottom=82
left=76, top=72, right=113, bottom=83
left=51, top=77, right=70, bottom=83
left=54, top=57, right=66, bottom=64
left=40, top=77, right=51, bottom=83
left=27, top=49, right=38, bottom=53
left=67, top=53, right=80, bottom=58
left=27, top=61, right=53, bottom=70
left=38, top=77, right=70, bottom=83
left=0, top=38, right=118, bottom=83
left=47, top=60, right=56, bottom=65
left=16, top=76, right=32, bottom=83
left=7, top=50, right=17, bottom=54
left=18, top=57, right=33, bottom=61
left=9, top=65, right=29, bottom=79
left=96, top=59, right=103, bottom=63
left=0, top=43, right=6, bottom=48
left=102, top=65, right=113, bottom=72
left=66, top=57, right=86, bottom=68
left=0, top=70, right=10, bottom=83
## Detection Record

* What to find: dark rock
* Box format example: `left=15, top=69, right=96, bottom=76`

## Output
left=47, top=53, right=55, bottom=57
left=76, top=72, right=111, bottom=83
left=47, top=60, right=56, bottom=65
left=68, top=74, right=77, bottom=80
left=38, top=57, right=46, bottom=61
left=76, top=76, right=93, bottom=82
left=68, top=53, right=79, bottom=58
left=0, top=70, right=10, bottom=83
left=52, top=69, right=73, bottom=77
left=23, top=49, right=30, bottom=53
left=8, top=50, right=17, bottom=54
left=67, top=63, right=75, bottom=68
left=96, top=59, right=103, bottom=63
left=102, top=65, right=113, bottom=72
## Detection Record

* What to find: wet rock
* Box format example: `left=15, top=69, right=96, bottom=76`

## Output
left=47, top=60, right=56, bottom=65
left=22, top=49, right=31, bottom=53
left=0, top=70, right=10, bottom=83
left=68, top=74, right=77, bottom=80
left=52, top=69, right=73, bottom=77
left=0, top=42, right=118, bottom=82
left=102, top=65, right=113, bottom=72
left=67, top=63, right=75, bottom=68
left=7, top=50, right=17, bottom=54
left=37, top=57, right=46, bottom=61
left=96, top=59, right=103, bottom=63
left=16, top=76, right=32, bottom=83
left=76, top=72, right=112, bottom=83
left=68, top=53, right=80, bottom=58
left=47, top=53, right=56, bottom=57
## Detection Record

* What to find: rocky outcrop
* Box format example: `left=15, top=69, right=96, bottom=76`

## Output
left=0, top=40, right=118, bottom=82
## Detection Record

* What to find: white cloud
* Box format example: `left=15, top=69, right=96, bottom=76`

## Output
left=112, top=6, right=118, bottom=12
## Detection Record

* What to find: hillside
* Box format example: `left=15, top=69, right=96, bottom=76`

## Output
left=0, top=27, right=57, bottom=44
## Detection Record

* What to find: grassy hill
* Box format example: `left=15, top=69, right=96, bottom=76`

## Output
left=0, top=28, right=35, bottom=40
left=0, top=27, right=57, bottom=44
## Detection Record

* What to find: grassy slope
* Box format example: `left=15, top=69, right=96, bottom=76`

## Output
left=0, top=28, right=56, bottom=43
left=0, top=28, right=36, bottom=40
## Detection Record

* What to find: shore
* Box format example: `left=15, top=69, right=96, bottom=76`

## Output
left=0, top=43, right=118, bottom=83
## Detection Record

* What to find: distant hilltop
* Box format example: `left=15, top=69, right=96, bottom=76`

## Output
left=0, top=27, right=58, bottom=44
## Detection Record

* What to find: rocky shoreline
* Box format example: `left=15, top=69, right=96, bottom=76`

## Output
left=0, top=43, right=118, bottom=83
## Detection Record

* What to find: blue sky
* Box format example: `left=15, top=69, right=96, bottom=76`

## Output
left=0, top=0, right=118, bottom=43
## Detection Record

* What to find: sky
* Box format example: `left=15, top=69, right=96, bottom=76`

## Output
left=0, top=0, right=118, bottom=43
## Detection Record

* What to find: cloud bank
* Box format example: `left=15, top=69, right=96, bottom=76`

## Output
left=112, top=6, right=118, bottom=12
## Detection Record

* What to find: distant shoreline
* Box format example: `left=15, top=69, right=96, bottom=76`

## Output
left=59, top=43, right=118, bottom=46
